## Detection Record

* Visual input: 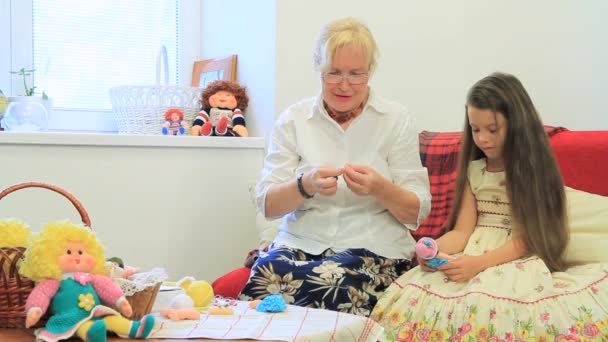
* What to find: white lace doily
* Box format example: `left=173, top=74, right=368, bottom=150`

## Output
left=113, top=267, right=168, bottom=296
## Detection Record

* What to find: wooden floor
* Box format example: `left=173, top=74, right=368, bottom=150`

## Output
left=0, top=328, right=266, bottom=341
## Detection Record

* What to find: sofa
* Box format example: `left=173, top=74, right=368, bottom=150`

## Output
left=212, top=126, right=608, bottom=298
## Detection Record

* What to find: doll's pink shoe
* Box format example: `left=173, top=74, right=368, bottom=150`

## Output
left=201, top=121, right=213, bottom=136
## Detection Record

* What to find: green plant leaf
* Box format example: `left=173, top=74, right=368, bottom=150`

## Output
left=10, top=67, right=36, bottom=96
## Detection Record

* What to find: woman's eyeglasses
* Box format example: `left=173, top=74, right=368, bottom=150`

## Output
left=323, top=72, right=369, bottom=85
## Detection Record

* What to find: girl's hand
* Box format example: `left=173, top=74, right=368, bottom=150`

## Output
left=25, top=308, right=42, bottom=328
left=119, top=298, right=133, bottom=317
left=342, top=163, right=384, bottom=196
left=304, top=167, right=344, bottom=197
left=416, top=256, right=437, bottom=272
left=438, top=255, right=484, bottom=282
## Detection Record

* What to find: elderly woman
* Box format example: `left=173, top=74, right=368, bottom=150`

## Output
left=238, top=17, right=431, bottom=316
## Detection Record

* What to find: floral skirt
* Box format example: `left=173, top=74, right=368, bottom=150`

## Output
left=238, top=246, right=412, bottom=316
left=371, top=258, right=608, bottom=341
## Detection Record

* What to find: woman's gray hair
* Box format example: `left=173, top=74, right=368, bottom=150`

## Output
left=313, top=17, right=378, bottom=73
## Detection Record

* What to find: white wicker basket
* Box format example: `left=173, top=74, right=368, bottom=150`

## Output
left=110, top=46, right=202, bottom=135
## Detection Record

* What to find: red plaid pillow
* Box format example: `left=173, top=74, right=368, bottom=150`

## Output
left=414, top=131, right=461, bottom=241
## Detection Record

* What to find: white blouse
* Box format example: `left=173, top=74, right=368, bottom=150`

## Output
left=256, top=88, right=431, bottom=259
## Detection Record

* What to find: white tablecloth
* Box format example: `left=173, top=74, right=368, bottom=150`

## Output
left=148, top=300, right=383, bottom=341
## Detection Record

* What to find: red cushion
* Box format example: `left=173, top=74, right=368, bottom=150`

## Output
left=549, top=130, right=608, bottom=196
left=211, top=267, right=251, bottom=299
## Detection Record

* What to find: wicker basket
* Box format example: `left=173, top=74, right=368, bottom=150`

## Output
left=110, top=85, right=201, bottom=135
left=0, top=182, right=159, bottom=327
left=0, top=246, right=38, bottom=328
left=126, top=282, right=162, bottom=321
left=110, top=46, right=202, bottom=135
left=0, top=182, right=91, bottom=328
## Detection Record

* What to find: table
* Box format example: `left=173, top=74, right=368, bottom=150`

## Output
left=1, top=301, right=382, bottom=341
left=0, top=328, right=268, bottom=341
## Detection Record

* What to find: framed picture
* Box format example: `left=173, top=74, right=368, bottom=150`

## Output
left=191, top=55, right=237, bottom=88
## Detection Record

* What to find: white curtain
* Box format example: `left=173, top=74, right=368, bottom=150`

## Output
left=32, top=0, right=180, bottom=111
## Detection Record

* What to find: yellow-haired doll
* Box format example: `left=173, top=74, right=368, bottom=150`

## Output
left=0, top=218, right=31, bottom=247
left=19, top=221, right=155, bottom=342
left=0, top=219, right=32, bottom=274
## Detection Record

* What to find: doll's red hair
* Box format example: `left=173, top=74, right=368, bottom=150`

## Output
left=164, top=108, right=184, bottom=121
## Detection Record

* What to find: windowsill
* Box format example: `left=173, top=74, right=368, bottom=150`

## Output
left=0, top=131, right=265, bottom=149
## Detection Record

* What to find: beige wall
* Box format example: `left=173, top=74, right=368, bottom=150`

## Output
left=205, top=0, right=608, bottom=138
left=0, top=134, right=265, bottom=282
left=276, top=0, right=608, bottom=133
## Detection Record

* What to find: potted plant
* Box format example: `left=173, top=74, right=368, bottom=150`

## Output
left=9, top=68, right=52, bottom=112
left=1, top=68, right=53, bottom=131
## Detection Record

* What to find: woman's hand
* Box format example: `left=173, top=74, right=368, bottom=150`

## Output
left=416, top=256, right=437, bottom=272
left=304, top=167, right=344, bottom=196
left=438, top=255, right=484, bottom=282
left=342, top=163, right=385, bottom=196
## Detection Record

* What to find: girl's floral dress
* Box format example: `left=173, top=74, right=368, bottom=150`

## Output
left=372, top=159, right=608, bottom=341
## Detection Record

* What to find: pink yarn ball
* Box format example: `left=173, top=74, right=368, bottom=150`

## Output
left=415, top=237, right=438, bottom=260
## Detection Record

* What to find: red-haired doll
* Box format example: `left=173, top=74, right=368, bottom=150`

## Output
left=162, top=108, right=189, bottom=135
left=191, top=80, right=249, bottom=137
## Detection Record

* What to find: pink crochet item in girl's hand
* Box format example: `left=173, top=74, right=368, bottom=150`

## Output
left=415, top=237, right=450, bottom=269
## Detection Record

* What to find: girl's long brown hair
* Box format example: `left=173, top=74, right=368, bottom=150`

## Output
left=446, top=72, right=569, bottom=272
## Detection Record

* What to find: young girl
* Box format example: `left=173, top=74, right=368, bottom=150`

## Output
left=371, top=72, right=608, bottom=341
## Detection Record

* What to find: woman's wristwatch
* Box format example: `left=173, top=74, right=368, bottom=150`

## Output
left=297, top=173, right=314, bottom=199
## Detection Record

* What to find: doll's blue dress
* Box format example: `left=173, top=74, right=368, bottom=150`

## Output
left=36, top=276, right=121, bottom=341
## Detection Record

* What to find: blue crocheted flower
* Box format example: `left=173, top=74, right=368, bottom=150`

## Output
left=256, top=294, right=287, bottom=313
left=427, top=257, right=449, bottom=269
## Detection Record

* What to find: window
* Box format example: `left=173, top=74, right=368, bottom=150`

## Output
left=1, top=0, right=200, bottom=132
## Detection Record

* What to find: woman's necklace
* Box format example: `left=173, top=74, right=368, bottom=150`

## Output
left=324, top=101, right=364, bottom=124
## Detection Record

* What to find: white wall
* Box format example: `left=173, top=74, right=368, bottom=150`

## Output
left=264, top=0, right=608, bottom=130
left=200, top=0, right=608, bottom=138
left=272, top=1, right=608, bottom=134
left=0, top=134, right=265, bottom=282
